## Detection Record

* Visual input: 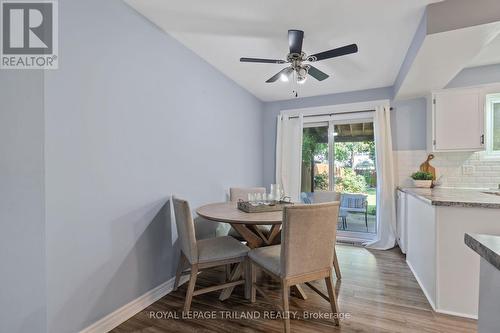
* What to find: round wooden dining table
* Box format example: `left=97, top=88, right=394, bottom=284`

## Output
left=196, top=201, right=307, bottom=300
left=196, top=201, right=342, bottom=301
left=196, top=201, right=283, bottom=249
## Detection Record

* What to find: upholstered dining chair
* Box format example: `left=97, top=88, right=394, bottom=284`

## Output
left=249, top=202, right=341, bottom=332
left=227, top=187, right=271, bottom=239
left=299, top=192, right=342, bottom=280
left=172, top=197, right=251, bottom=312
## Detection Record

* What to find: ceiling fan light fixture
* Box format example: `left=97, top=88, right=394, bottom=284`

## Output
left=297, top=66, right=308, bottom=84
left=280, top=73, right=289, bottom=82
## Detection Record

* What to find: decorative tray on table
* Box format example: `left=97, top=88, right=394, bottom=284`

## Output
left=237, top=199, right=294, bottom=213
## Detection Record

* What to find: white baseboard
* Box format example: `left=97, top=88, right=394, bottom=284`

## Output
left=435, top=308, right=478, bottom=320
left=79, top=275, right=188, bottom=333
left=406, top=259, right=436, bottom=311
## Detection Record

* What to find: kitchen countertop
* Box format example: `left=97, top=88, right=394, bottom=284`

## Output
left=398, top=187, right=500, bottom=209
left=465, top=233, right=500, bottom=270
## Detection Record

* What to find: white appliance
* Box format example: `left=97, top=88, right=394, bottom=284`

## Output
left=396, top=189, right=408, bottom=253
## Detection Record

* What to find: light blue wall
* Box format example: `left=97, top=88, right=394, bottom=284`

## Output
left=391, top=98, right=427, bottom=151
left=42, top=0, right=263, bottom=332
left=0, top=72, right=47, bottom=333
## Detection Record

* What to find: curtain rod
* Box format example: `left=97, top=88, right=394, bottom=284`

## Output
left=287, top=107, right=394, bottom=119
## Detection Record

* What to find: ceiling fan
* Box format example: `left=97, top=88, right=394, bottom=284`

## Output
left=240, top=29, right=358, bottom=84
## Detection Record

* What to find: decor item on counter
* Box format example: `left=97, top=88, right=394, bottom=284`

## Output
left=410, top=171, right=434, bottom=188
left=419, top=154, right=436, bottom=187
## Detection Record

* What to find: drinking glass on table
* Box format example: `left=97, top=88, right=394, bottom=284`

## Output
left=255, top=192, right=262, bottom=204
left=270, top=184, right=282, bottom=201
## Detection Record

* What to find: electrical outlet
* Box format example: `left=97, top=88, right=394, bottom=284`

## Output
left=462, top=165, right=474, bottom=176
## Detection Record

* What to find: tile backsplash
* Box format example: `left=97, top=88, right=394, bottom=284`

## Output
left=394, top=150, right=500, bottom=189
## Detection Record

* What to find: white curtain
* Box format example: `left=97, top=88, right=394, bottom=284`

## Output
left=275, top=114, right=303, bottom=202
left=365, top=104, right=397, bottom=250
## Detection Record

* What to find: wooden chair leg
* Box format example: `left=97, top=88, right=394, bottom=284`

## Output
left=250, top=262, right=256, bottom=303
left=333, top=248, right=342, bottom=280
left=174, top=253, right=186, bottom=291
left=244, top=258, right=251, bottom=300
left=325, top=274, right=340, bottom=326
left=183, top=264, right=198, bottom=313
left=219, top=262, right=243, bottom=301
left=291, top=285, right=308, bottom=300
left=281, top=280, right=291, bottom=333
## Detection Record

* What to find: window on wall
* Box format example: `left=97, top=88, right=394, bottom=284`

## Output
left=486, top=93, right=500, bottom=156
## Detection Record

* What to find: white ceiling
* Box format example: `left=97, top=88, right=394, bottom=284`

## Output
left=467, top=34, right=500, bottom=68
left=125, top=0, right=440, bottom=101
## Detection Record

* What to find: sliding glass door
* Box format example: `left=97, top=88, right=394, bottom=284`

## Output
left=301, top=116, right=377, bottom=241
left=301, top=124, right=329, bottom=192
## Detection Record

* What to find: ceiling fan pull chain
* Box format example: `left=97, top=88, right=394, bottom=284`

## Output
left=293, top=71, right=300, bottom=98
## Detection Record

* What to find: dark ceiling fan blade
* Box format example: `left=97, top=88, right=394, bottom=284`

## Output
left=307, top=65, right=329, bottom=81
left=240, top=57, right=286, bottom=64
left=288, top=29, right=304, bottom=54
left=266, top=67, right=293, bottom=83
left=309, top=44, right=358, bottom=61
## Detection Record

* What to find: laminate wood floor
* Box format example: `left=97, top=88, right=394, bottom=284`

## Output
left=113, top=245, right=477, bottom=333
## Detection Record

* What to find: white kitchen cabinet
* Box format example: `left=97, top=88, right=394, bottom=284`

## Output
left=427, top=88, right=485, bottom=152
left=403, top=189, right=500, bottom=319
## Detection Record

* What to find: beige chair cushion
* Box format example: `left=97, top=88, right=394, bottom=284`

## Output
left=197, top=236, right=249, bottom=263
left=248, top=245, right=281, bottom=276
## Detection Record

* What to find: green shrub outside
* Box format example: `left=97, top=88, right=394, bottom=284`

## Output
left=335, top=169, right=367, bottom=193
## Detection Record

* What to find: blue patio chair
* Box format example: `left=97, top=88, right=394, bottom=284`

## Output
left=339, top=193, right=368, bottom=231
